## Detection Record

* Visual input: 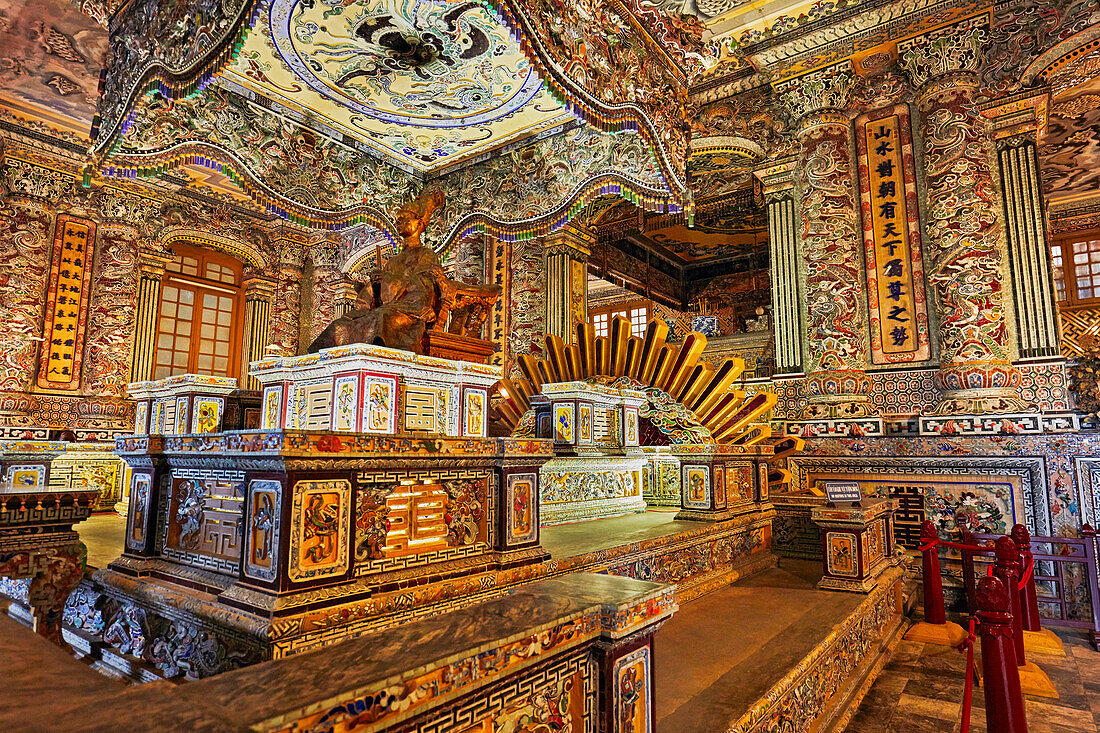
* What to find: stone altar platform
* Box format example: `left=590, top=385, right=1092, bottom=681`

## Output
left=92, top=429, right=553, bottom=677
left=3, top=573, right=677, bottom=732
left=655, top=558, right=907, bottom=733
left=5, top=506, right=777, bottom=681
left=0, top=558, right=907, bottom=733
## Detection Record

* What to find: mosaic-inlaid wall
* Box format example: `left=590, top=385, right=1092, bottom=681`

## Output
left=0, top=143, right=312, bottom=435
left=771, top=360, right=1071, bottom=420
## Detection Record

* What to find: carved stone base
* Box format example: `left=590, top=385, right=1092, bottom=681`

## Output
left=929, top=361, right=1030, bottom=416
left=1023, top=628, right=1066, bottom=657
left=903, top=619, right=968, bottom=646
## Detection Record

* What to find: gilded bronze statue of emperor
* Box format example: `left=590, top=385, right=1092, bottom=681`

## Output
left=308, top=190, right=501, bottom=359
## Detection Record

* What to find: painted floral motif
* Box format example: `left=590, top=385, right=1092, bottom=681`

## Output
left=542, top=470, right=635, bottom=503
left=83, top=227, right=138, bottom=397
left=333, top=377, right=357, bottom=431
left=290, top=480, right=352, bottom=581
left=554, top=404, right=575, bottom=443
left=442, top=478, right=486, bottom=547
left=505, top=0, right=689, bottom=189
left=263, top=387, right=281, bottom=429
left=615, top=646, right=649, bottom=733
left=791, top=109, right=875, bottom=418
left=508, top=474, right=537, bottom=544
left=191, top=398, right=222, bottom=433
left=302, top=492, right=341, bottom=564
left=97, top=0, right=254, bottom=149
left=578, top=404, right=593, bottom=442
left=355, top=484, right=395, bottom=561
left=465, top=391, right=484, bottom=436
left=366, top=380, right=394, bottom=432
left=826, top=533, right=856, bottom=577
left=0, top=206, right=51, bottom=391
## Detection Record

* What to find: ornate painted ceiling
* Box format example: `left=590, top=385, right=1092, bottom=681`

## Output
left=1038, top=37, right=1100, bottom=206
left=220, top=0, right=576, bottom=172
left=3, top=0, right=1100, bottom=252
left=0, top=0, right=107, bottom=138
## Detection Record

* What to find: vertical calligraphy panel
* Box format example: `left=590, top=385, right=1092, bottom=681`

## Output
left=36, top=215, right=97, bottom=391
left=856, top=106, right=931, bottom=364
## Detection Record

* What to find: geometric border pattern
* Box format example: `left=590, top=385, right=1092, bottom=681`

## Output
left=789, top=455, right=1051, bottom=536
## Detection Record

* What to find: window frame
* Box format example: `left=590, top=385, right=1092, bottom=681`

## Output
left=590, top=299, right=651, bottom=338
left=1052, top=230, right=1100, bottom=309
left=152, top=244, right=245, bottom=381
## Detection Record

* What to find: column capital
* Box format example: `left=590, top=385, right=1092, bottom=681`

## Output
left=773, top=62, right=855, bottom=126
left=543, top=222, right=593, bottom=260
left=308, top=235, right=346, bottom=270
left=980, top=89, right=1049, bottom=146
left=754, top=156, right=799, bottom=200
left=137, top=249, right=172, bottom=278
left=243, top=275, right=278, bottom=299
left=898, top=17, right=989, bottom=91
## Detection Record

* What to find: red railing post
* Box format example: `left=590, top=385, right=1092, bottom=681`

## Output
left=1010, top=524, right=1042, bottom=632
left=922, top=520, right=947, bottom=624
left=994, top=536, right=1058, bottom=696
left=905, top=520, right=968, bottom=645
left=976, top=576, right=1028, bottom=733
left=961, top=524, right=978, bottom=615
left=993, top=536, right=1027, bottom=665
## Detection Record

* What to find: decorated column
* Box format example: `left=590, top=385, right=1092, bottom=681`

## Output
left=756, top=160, right=805, bottom=375
left=241, top=275, right=276, bottom=389
left=128, top=250, right=172, bottom=383
left=306, top=238, right=349, bottom=345
left=899, top=19, right=1029, bottom=415
left=775, top=62, right=880, bottom=431
left=996, top=132, right=1061, bottom=359
left=543, top=223, right=592, bottom=344
left=269, top=230, right=308, bottom=357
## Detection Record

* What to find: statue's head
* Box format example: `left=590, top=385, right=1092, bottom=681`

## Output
left=395, top=189, right=444, bottom=245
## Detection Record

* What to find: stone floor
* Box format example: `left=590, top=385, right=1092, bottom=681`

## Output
left=79, top=513, right=125, bottom=569
left=845, top=629, right=1100, bottom=732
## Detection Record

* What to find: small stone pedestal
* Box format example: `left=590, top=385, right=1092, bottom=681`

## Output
left=811, top=499, right=896, bottom=592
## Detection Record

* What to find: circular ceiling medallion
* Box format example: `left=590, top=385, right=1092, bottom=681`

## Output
left=270, top=0, right=544, bottom=128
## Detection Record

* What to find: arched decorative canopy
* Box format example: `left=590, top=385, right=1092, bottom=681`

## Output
left=90, top=0, right=708, bottom=236
left=491, top=315, right=782, bottom=445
